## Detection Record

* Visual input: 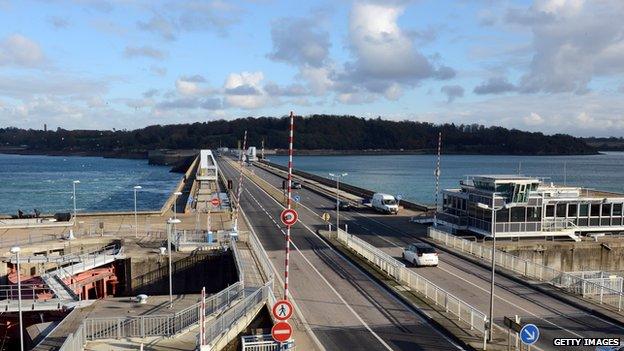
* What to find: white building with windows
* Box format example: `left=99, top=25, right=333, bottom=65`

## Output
left=438, top=175, right=624, bottom=240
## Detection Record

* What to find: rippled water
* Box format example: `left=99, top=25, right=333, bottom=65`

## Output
left=0, top=153, right=180, bottom=215
left=271, top=152, right=624, bottom=205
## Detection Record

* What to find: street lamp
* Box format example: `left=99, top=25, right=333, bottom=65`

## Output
left=133, top=186, right=142, bottom=238
left=166, top=218, right=181, bottom=308
left=477, top=201, right=509, bottom=342
left=329, top=173, right=348, bottom=232
left=72, top=180, right=80, bottom=222
left=10, top=246, right=23, bottom=351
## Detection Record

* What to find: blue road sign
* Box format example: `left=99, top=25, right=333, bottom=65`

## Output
left=520, top=324, right=539, bottom=345
left=293, top=195, right=301, bottom=203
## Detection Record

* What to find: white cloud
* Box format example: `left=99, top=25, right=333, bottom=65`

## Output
left=223, top=71, right=269, bottom=109
left=505, top=0, right=624, bottom=94
left=0, top=34, right=45, bottom=67
left=523, top=112, right=545, bottom=125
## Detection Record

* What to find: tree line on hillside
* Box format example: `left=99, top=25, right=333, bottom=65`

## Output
left=583, top=137, right=624, bottom=151
left=0, top=115, right=597, bottom=155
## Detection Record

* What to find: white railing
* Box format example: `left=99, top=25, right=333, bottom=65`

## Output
left=84, top=281, right=244, bottom=340
left=428, top=227, right=624, bottom=311
left=206, top=282, right=272, bottom=347
left=335, top=229, right=487, bottom=336
left=59, top=322, right=85, bottom=351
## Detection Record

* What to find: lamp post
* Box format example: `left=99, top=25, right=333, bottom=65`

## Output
left=10, top=246, right=23, bottom=351
left=72, top=180, right=80, bottom=222
left=166, top=218, right=181, bottom=308
left=133, top=186, right=142, bottom=238
left=477, top=201, right=508, bottom=342
left=329, top=173, right=348, bottom=232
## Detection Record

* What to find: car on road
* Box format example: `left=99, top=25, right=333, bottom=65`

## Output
left=292, top=181, right=302, bottom=189
left=402, top=243, right=438, bottom=267
left=335, top=200, right=352, bottom=211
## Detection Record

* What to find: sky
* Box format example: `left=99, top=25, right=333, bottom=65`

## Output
left=0, top=0, right=623, bottom=137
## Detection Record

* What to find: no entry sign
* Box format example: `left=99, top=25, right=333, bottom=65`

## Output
left=210, top=198, right=220, bottom=206
left=272, top=299, right=293, bottom=321
left=271, top=321, right=292, bottom=343
left=280, top=209, right=298, bottom=226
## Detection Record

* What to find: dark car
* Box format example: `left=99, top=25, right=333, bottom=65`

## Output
left=335, top=201, right=352, bottom=211
left=292, top=181, right=302, bottom=189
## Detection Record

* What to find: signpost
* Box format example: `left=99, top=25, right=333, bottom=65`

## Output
left=272, top=300, right=293, bottom=321
left=293, top=195, right=301, bottom=203
left=520, top=324, right=539, bottom=348
left=280, top=209, right=298, bottom=226
left=271, top=321, right=292, bottom=343
left=321, top=213, right=330, bottom=222
left=210, top=198, right=220, bottom=207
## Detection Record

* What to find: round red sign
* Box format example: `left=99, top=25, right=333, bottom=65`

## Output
left=271, top=321, right=292, bottom=343
left=280, top=209, right=298, bottom=226
left=210, top=198, right=220, bottom=206
left=272, top=299, right=293, bottom=321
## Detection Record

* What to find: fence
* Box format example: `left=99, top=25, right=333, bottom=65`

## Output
left=59, top=323, right=85, bottom=351
left=84, top=281, right=244, bottom=340
left=242, top=334, right=295, bottom=351
left=206, top=282, right=272, bottom=347
left=428, top=227, right=624, bottom=312
left=335, top=228, right=487, bottom=337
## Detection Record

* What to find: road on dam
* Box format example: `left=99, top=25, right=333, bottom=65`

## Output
left=238, top=159, right=624, bottom=351
left=220, top=158, right=464, bottom=351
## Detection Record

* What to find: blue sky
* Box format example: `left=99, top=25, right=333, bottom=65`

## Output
left=0, top=0, right=622, bottom=136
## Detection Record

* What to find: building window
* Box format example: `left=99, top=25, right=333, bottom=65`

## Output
left=568, top=204, right=578, bottom=217
left=579, top=204, right=589, bottom=216
left=601, top=218, right=610, bottom=226
left=591, top=204, right=601, bottom=217
left=527, top=207, right=541, bottom=222
left=511, top=207, right=526, bottom=222
left=556, top=204, right=567, bottom=217
left=546, top=205, right=555, bottom=217
left=496, top=208, right=509, bottom=222
left=614, top=218, right=622, bottom=226
left=614, top=204, right=623, bottom=217
left=602, top=203, right=612, bottom=217
left=590, top=218, right=600, bottom=226
left=578, top=218, right=588, bottom=226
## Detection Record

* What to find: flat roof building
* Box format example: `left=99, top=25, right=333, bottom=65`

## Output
left=438, top=175, right=624, bottom=240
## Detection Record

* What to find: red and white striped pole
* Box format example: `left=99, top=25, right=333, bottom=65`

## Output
left=233, top=130, right=248, bottom=232
left=284, top=111, right=294, bottom=300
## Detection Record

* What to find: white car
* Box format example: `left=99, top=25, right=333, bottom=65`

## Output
left=403, top=243, right=439, bottom=267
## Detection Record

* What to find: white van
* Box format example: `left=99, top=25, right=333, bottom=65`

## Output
left=372, top=193, right=399, bottom=214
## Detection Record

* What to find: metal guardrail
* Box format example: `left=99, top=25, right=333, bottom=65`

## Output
left=428, top=227, right=624, bottom=311
left=335, top=228, right=487, bottom=336
left=242, top=334, right=295, bottom=350
left=84, top=281, right=244, bottom=341
left=206, top=282, right=271, bottom=348
left=59, top=322, right=85, bottom=351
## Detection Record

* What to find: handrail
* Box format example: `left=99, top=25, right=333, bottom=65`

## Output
left=84, top=281, right=244, bottom=340
left=428, top=227, right=624, bottom=312
left=335, top=228, right=487, bottom=337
